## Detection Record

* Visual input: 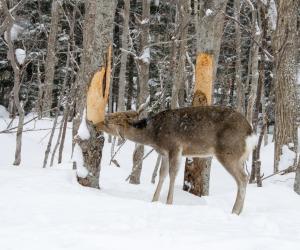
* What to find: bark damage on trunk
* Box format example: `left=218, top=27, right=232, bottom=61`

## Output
left=76, top=45, right=112, bottom=188
left=183, top=52, right=213, bottom=196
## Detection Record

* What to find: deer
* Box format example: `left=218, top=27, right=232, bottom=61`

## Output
left=95, top=106, right=257, bottom=215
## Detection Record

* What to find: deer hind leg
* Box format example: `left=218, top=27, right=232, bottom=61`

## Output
left=217, top=155, right=248, bottom=215
left=166, top=148, right=182, bottom=205
left=152, top=155, right=169, bottom=202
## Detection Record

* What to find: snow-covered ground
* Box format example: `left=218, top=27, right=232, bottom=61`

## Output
left=0, top=109, right=300, bottom=250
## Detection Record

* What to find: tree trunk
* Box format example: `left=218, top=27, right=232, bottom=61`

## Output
left=183, top=0, right=228, bottom=197
left=2, top=1, right=25, bottom=166
left=273, top=0, right=298, bottom=173
left=117, top=0, right=130, bottom=112
left=73, top=0, right=116, bottom=189
left=171, top=0, right=189, bottom=109
left=39, top=0, right=60, bottom=117
left=246, top=2, right=260, bottom=124
left=129, top=0, right=150, bottom=184
left=234, top=0, right=244, bottom=114
left=294, top=158, right=300, bottom=195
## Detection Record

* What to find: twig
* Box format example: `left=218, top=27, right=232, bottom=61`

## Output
left=0, top=108, right=57, bottom=134
left=261, top=166, right=296, bottom=181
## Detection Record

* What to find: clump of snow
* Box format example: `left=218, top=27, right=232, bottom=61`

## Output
left=139, top=47, right=150, bottom=64
left=15, top=48, right=26, bottom=65
left=73, top=144, right=89, bottom=178
left=255, top=22, right=261, bottom=36
left=154, top=0, right=159, bottom=7
left=141, top=18, right=149, bottom=25
left=77, top=110, right=90, bottom=140
left=4, top=23, right=24, bottom=42
left=278, top=145, right=296, bottom=170
left=0, top=105, right=9, bottom=118
left=205, top=9, right=213, bottom=16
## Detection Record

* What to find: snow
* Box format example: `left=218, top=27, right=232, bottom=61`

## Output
left=73, top=144, right=89, bottom=178
left=205, top=9, right=213, bottom=16
left=154, top=0, right=159, bottom=7
left=15, top=48, right=26, bottom=65
left=278, top=145, right=296, bottom=170
left=141, top=18, right=149, bottom=25
left=4, top=23, right=24, bottom=42
left=0, top=105, right=9, bottom=118
left=77, top=110, right=90, bottom=140
left=139, top=47, right=150, bottom=64
left=1, top=115, right=300, bottom=250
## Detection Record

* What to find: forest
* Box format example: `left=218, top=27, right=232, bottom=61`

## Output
left=0, top=0, right=300, bottom=249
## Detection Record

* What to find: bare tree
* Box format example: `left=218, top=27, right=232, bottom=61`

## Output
left=2, top=0, right=25, bottom=166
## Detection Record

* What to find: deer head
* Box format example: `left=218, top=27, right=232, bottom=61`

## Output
left=96, top=111, right=139, bottom=137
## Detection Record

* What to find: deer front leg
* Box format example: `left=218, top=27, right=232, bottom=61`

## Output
left=166, top=148, right=182, bottom=205
left=152, top=155, right=168, bottom=202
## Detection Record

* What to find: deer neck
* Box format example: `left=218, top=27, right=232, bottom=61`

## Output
left=120, top=125, right=153, bottom=146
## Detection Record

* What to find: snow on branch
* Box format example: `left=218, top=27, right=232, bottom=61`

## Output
left=139, top=47, right=150, bottom=64
left=15, top=48, right=26, bottom=65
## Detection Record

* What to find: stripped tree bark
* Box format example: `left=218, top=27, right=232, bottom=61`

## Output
left=183, top=0, right=228, bottom=196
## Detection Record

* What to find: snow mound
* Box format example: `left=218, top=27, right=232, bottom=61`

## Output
left=0, top=105, right=9, bottom=118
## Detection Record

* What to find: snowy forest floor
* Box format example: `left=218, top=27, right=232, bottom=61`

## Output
left=0, top=108, right=300, bottom=250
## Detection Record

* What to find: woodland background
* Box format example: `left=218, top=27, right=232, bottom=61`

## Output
left=0, top=0, right=300, bottom=196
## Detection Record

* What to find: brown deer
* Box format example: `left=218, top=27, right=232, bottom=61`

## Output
left=95, top=106, right=257, bottom=215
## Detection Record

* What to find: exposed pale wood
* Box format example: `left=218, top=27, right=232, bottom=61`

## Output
left=195, top=53, right=213, bottom=105
left=86, top=45, right=112, bottom=124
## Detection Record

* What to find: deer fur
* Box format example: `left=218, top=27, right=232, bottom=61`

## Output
left=96, top=106, right=257, bottom=215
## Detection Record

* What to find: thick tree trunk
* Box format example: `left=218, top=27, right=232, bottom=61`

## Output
left=73, top=0, right=116, bottom=189
left=273, top=0, right=298, bottom=173
left=183, top=0, right=228, bottom=197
